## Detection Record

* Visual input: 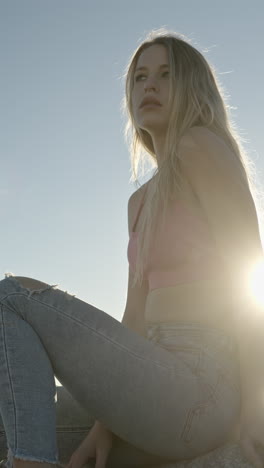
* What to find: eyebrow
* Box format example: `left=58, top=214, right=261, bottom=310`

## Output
left=134, top=64, right=169, bottom=73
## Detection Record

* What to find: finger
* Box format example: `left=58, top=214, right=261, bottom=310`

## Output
left=95, top=450, right=109, bottom=468
left=241, top=438, right=263, bottom=468
left=65, top=457, right=81, bottom=468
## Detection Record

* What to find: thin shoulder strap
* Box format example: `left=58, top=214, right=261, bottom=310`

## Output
left=131, top=183, right=148, bottom=232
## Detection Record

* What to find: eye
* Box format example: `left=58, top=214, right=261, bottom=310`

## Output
left=135, top=74, right=145, bottom=82
left=134, top=71, right=169, bottom=82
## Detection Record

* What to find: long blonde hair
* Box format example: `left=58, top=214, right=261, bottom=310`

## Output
left=121, top=27, right=263, bottom=288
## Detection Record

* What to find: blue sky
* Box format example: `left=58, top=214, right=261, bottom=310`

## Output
left=1, top=0, right=264, bottom=323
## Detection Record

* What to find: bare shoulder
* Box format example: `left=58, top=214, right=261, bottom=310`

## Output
left=177, top=126, right=242, bottom=216
left=128, top=181, right=148, bottom=205
left=179, top=126, right=238, bottom=174
left=180, top=126, right=233, bottom=155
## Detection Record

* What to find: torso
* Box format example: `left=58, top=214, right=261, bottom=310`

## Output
left=144, top=279, right=235, bottom=334
left=132, top=177, right=235, bottom=334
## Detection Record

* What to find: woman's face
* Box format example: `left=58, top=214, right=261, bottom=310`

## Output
left=131, top=44, right=172, bottom=136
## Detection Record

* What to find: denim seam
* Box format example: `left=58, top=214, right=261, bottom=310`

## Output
left=180, top=371, right=222, bottom=443
left=0, top=293, right=174, bottom=371
left=0, top=305, right=17, bottom=451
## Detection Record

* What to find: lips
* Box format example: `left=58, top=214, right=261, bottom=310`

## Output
left=140, top=97, right=162, bottom=108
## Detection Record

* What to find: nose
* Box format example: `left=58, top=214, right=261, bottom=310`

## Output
left=144, top=76, right=159, bottom=92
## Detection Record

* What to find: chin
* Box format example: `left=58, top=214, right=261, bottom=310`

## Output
left=138, top=117, right=165, bottom=128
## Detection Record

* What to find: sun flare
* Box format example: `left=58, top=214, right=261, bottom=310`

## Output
left=248, top=260, right=264, bottom=307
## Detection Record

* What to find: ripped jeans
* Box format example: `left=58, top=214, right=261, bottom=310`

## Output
left=0, top=273, right=241, bottom=467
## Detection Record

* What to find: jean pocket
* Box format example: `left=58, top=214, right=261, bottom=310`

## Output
left=147, top=322, right=240, bottom=389
left=147, top=324, right=205, bottom=376
left=165, top=345, right=205, bottom=377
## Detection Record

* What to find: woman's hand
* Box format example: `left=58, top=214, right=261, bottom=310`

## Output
left=239, top=402, right=264, bottom=468
left=65, top=421, right=113, bottom=468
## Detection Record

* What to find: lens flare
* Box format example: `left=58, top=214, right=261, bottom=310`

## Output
left=248, top=260, right=264, bottom=307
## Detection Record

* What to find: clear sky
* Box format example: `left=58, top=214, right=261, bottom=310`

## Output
left=1, top=0, right=264, bottom=323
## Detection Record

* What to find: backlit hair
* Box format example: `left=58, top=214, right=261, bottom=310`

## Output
left=120, top=27, right=263, bottom=288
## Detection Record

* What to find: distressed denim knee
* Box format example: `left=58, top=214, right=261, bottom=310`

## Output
left=3, top=272, right=76, bottom=300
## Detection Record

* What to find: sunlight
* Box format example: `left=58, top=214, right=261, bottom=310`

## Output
left=248, top=260, right=264, bottom=307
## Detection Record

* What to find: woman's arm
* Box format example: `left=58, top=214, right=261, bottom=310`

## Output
left=121, top=192, right=149, bottom=337
left=93, top=194, right=149, bottom=434
left=179, top=126, right=264, bottom=404
left=121, top=266, right=149, bottom=336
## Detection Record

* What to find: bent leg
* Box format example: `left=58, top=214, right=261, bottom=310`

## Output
left=0, top=274, right=240, bottom=465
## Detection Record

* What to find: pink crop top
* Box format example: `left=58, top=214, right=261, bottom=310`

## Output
left=127, top=185, right=226, bottom=291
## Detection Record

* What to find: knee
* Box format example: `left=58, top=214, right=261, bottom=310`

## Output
left=14, top=276, right=50, bottom=291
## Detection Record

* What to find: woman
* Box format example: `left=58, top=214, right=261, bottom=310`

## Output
left=0, top=28, right=264, bottom=468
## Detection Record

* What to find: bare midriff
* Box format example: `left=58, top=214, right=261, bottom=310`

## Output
left=144, top=277, right=235, bottom=333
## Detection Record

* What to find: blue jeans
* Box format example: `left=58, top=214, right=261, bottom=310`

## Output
left=0, top=274, right=241, bottom=467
